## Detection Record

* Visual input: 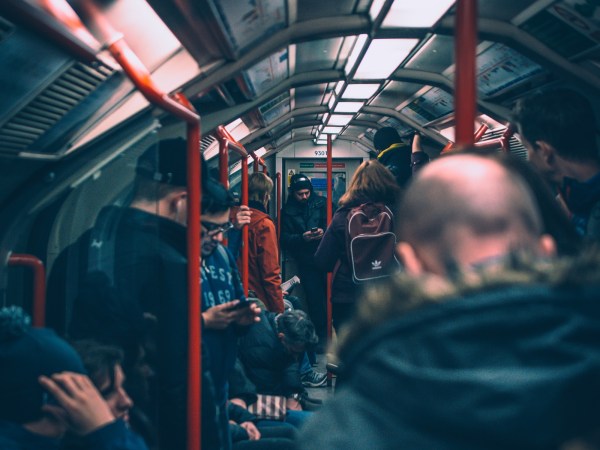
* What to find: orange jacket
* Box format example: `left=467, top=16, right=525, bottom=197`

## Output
left=238, top=206, right=284, bottom=313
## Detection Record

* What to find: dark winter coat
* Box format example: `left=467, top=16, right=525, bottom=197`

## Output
left=313, top=206, right=356, bottom=304
left=238, top=312, right=304, bottom=397
left=299, top=252, right=600, bottom=449
left=280, top=193, right=327, bottom=264
left=48, top=206, right=225, bottom=450
left=0, top=419, right=148, bottom=450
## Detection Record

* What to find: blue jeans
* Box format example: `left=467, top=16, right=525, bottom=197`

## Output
left=299, top=353, right=311, bottom=375
left=259, top=410, right=312, bottom=429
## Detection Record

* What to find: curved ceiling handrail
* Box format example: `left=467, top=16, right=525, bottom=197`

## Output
left=202, top=70, right=344, bottom=132
left=437, top=16, right=600, bottom=91
left=240, top=106, right=329, bottom=145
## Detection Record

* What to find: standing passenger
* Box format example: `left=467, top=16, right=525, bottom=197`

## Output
left=244, top=172, right=284, bottom=313
left=314, top=160, right=400, bottom=331
left=514, top=88, right=600, bottom=239
left=55, top=138, right=259, bottom=449
left=280, top=174, right=327, bottom=351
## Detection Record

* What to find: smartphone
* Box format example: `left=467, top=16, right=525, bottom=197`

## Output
left=229, top=299, right=258, bottom=311
left=310, top=227, right=318, bottom=234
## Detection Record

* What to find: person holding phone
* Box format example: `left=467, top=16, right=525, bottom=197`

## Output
left=280, top=174, right=328, bottom=353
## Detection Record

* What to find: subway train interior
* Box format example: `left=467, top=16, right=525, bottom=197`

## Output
left=1, top=0, right=600, bottom=448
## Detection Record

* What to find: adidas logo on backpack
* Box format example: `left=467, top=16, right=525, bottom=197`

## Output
left=346, top=202, right=400, bottom=283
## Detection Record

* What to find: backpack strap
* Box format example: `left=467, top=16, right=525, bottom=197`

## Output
left=87, top=207, right=124, bottom=285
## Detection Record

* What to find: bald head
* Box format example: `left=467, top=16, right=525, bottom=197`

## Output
left=396, top=154, right=552, bottom=275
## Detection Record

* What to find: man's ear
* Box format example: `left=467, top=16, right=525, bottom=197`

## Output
left=536, top=141, right=557, bottom=167
left=538, top=234, right=557, bottom=258
left=396, top=242, right=424, bottom=276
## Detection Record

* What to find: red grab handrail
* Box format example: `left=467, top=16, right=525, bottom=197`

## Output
left=47, top=2, right=203, bottom=448
left=454, top=0, right=478, bottom=147
left=275, top=172, right=282, bottom=239
left=215, top=126, right=250, bottom=296
left=8, top=254, right=46, bottom=328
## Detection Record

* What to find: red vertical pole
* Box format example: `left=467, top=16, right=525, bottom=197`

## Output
left=326, top=134, right=333, bottom=385
left=276, top=172, right=282, bottom=239
left=219, top=140, right=229, bottom=188
left=8, top=254, right=46, bottom=327
left=241, top=157, right=249, bottom=296
left=454, top=0, right=478, bottom=147
left=254, top=157, right=259, bottom=173
left=186, top=123, right=202, bottom=450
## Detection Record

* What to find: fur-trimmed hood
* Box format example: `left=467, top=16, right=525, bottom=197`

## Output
left=337, top=250, right=600, bottom=357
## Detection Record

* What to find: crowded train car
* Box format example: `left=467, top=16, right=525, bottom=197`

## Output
left=1, top=0, right=600, bottom=449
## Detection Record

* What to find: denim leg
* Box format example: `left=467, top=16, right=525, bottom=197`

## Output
left=299, top=352, right=311, bottom=375
left=285, top=410, right=312, bottom=429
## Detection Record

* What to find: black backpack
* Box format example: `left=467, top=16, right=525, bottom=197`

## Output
left=345, top=203, right=400, bottom=283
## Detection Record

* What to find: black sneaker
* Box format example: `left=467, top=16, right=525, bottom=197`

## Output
left=301, top=370, right=327, bottom=387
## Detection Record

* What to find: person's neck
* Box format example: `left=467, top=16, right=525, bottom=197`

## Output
left=558, top=157, right=600, bottom=183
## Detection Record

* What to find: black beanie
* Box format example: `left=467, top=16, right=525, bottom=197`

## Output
left=373, top=127, right=401, bottom=151
left=290, top=173, right=313, bottom=192
left=0, top=307, right=86, bottom=424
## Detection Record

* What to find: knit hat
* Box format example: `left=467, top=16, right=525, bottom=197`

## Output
left=136, top=138, right=207, bottom=187
left=289, top=173, right=313, bottom=192
left=0, top=306, right=86, bottom=424
left=373, top=127, right=401, bottom=151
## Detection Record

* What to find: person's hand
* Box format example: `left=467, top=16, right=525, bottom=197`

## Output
left=39, top=372, right=115, bottom=435
left=232, top=301, right=261, bottom=326
left=202, top=301, right=241, bottom=329
left=240, top=421, right=261, bottom=440
left=412, top=132, right=422, bottom=153
left=287, top=397, right=302, bottom=411
left=234, top=205, right=252, bottom=230
left=302, top=228, right=324, bottom=241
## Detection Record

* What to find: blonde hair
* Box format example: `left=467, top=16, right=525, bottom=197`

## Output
left=338, top=160, right=400, bottom=207
left=249, top=172, right=274, bottom=202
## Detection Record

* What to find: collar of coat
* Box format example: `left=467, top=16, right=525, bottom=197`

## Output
left=336, top=248, right=600, bottom=356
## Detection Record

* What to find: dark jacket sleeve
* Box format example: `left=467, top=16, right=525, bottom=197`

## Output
left=84, top=419, right=149, bottom=450
left=315, top=210, right=346, bottom=272
left=280, top=208, right=304, bottom=252
left=228, top=402, right=257, bottom=424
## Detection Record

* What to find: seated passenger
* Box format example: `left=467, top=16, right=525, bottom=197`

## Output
left=238, top=309, right=319, bottom=428
left=0, top=306, right=147, bottom=450
left=63, top=340, right=148, bottom=449
left=299, top=154, right=600, bottom=449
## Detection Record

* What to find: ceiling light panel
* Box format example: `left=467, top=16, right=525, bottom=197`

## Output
left=382, top=0, right=455, bottom=28
left=345, top=34, right=368, bottom=75
left=328, top=115, right=353, bottom=126
left=334, top=101, right=364, bottom=113
left=354, top=39, right=419, bottom=79
left=323, top=126, right=343, bottom=134
left=342, top=84, right=381, bottom=99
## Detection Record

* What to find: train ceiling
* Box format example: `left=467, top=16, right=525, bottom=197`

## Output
left=1, top=0, right=600, bottom=159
